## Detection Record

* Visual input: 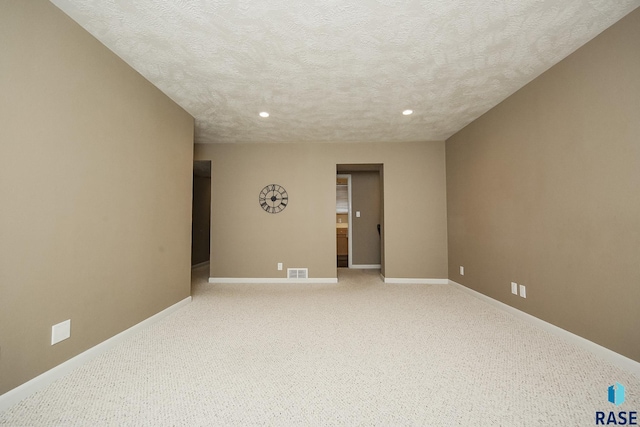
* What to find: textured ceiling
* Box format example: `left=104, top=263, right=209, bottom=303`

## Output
left=51, top=0, right=639, bottom=144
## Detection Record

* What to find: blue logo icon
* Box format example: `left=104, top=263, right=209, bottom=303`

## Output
left=608, top=383, right=625, bottom=406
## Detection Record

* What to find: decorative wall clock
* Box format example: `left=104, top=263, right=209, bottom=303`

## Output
left=259, top=184, right=288, bottom=214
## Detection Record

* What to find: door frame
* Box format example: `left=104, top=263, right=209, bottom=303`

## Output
left=336, top=174, right=353, bottom=268
left=337, top=165, right=385, bottom=272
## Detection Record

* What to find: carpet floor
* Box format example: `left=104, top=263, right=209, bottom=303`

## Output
left=1, top=266, right=638, bottom=426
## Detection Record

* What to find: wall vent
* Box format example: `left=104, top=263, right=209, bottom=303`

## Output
left=287, top=268, right=308, bottom=279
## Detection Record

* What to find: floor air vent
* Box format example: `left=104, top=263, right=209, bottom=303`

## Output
left=287, top=268, right=308, bottom=279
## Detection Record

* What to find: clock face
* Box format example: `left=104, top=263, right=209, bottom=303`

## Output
left=259, top=184, right=288, bottom=214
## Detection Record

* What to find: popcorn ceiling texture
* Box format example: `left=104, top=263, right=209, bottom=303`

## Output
left=51, top=0, right=639, bottom=144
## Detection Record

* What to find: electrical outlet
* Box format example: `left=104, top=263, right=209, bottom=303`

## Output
left=459, top=266, right=464, bottom=275
left=51, top=319, right=71, bottom=345
left=511, top=282, right=518, bottom=295
left=519, top=284, right=526, bottom=298
left=277, top=263, right=283, bottom=271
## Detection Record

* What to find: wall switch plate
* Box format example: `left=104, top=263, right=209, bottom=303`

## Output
left=277, top=263, right=283, bottom=271
left=511, top=282, right=518, bottom=295
left=51, top=319, right=71, bottom=345
left=519, top=284, right=526, bottom=298
left=459, top=266, right=464, bottom=275
left=356, top=211, right=361, bottom=218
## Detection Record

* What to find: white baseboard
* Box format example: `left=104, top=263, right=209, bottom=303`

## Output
left=383, top=277, right=449, bottom=284
left=350, top=264, right=381, bottom=269
left=209, top=277, right=339, bottom=284
left=449, top=280, right=640, bottom=379
left=0, top=296, right=192, bottom=413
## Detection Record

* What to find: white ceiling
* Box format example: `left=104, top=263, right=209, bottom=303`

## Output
left=51, top=0, right=639, bottom=144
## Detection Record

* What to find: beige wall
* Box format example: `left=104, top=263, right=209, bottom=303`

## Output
left=379, top=167, right=386, bottom=276
left=446, top=8, right=640, bottom=362
left=0, top=0, right=194, bottom=395
left=195, top=141, right=447, bottom=280
left=349, top=171, right=382, bottom=266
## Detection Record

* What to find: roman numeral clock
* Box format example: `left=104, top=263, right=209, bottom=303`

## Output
left=259, top=184, right=288, bottom=214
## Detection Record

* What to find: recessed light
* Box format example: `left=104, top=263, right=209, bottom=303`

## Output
left=259, top=112, right=269, bottom=118
left=402, top=109, right=413, bottom=115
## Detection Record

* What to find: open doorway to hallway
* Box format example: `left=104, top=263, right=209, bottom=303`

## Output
left=336, top=164, right=384, bottom=273
left=191, top=160, right=211, bottom=268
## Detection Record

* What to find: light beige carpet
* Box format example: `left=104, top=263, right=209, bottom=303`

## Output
left=1, top=266, right=638, bottom=426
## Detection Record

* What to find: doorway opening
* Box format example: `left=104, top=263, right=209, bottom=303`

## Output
left=336, top=174, right=351, bottom=267
left=191, top=161, right=211, bottom=268
left=336, top=164, right=384, bottom=274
